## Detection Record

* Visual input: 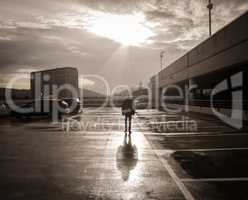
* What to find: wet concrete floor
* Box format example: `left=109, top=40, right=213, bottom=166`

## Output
left=0, top=108, right=247, bottom=200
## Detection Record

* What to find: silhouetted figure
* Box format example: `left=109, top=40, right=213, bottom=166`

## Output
left=121, top=98, right=135, bottom=133
left=116, top=133, right=138, bottom=181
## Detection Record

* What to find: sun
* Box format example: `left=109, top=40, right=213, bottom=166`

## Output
left=85, top=12, right=154, bottom=46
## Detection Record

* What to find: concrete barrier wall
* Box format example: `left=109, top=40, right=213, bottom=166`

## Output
left=159, top=55, right=188, bottom=80
left=188, top=40, right=248, bottom=79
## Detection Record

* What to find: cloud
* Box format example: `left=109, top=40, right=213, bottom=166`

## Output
left=0, top=0, right=247, bottom=91
left=79, top=78, right=95, bottom=88
left=0, top=36, right=12, bottom=41
left=73, top=0, right=145, bottom=14
left=145, top=10, right=176, bottom=20
left=0, top=72, right=30, bottom=89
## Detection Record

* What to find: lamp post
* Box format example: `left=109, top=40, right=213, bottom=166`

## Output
left=160, top=51, right=165, bottom=72
left=207, top=0, right=213, bottom=37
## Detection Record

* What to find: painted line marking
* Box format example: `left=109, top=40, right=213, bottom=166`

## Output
left=94, top=123, right=143, bottom=126
left=155, top=147, right=248, bottom=154
left=155, top=154, right=195, bottom=200
left=143, top=132, right=247, bottom=137
left=181, top=177, right=248, bottom=182
left=148, top=120, right=194, bottom=123
left=144, top=136, right=195, bottom=200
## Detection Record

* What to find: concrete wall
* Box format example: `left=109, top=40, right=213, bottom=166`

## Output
left=156, top=11, right=248, bottom=88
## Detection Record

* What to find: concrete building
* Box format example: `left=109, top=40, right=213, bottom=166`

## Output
left=150, top=11, right=248, bottom=119
left=31, top=67, right=79, bottom=100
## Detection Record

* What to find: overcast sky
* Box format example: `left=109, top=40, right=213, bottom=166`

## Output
left=0, top=0, right=247, bottom=92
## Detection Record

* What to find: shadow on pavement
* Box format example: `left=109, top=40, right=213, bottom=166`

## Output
left=173, top=151, right=248, bottom=200
left=171, top=150, right=248, bottom=179
left=171, top=151, right=216, bottom=179
left=116, top=133, right=138, bottom=181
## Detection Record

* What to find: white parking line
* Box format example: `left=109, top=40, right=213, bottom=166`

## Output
left=146, top=138, right=195, bottom=200
left=181, top=177, right=248, bottom=182
left=144, top=132, right=247, bottom=137
left=155, top=147, right=248, bottom=153
left=148, top=120, right=194, bottom=124
left=155, top=153, right=195, bottom=200
left=178, top=147, right=248, bottom=152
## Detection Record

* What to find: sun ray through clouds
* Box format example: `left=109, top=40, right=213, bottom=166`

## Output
left=85, top=12, right=155, bottom=46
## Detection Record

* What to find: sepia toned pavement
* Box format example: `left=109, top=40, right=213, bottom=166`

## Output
left=0, top=108, right=248, bottom=200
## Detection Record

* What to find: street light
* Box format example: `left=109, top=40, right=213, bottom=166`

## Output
left=207, top=0, right=213, bottom=37
left=160, top=51, right=165, bottom=72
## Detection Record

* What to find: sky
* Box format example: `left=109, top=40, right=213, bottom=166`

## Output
left=0, top=0, right=247, bottom=93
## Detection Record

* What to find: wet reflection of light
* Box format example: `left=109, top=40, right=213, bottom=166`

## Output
left=125, top=162, right=144, bottom=186
left=115, top=133, right=148, bottom=185
left=116, top=134, right=138, bottom=181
